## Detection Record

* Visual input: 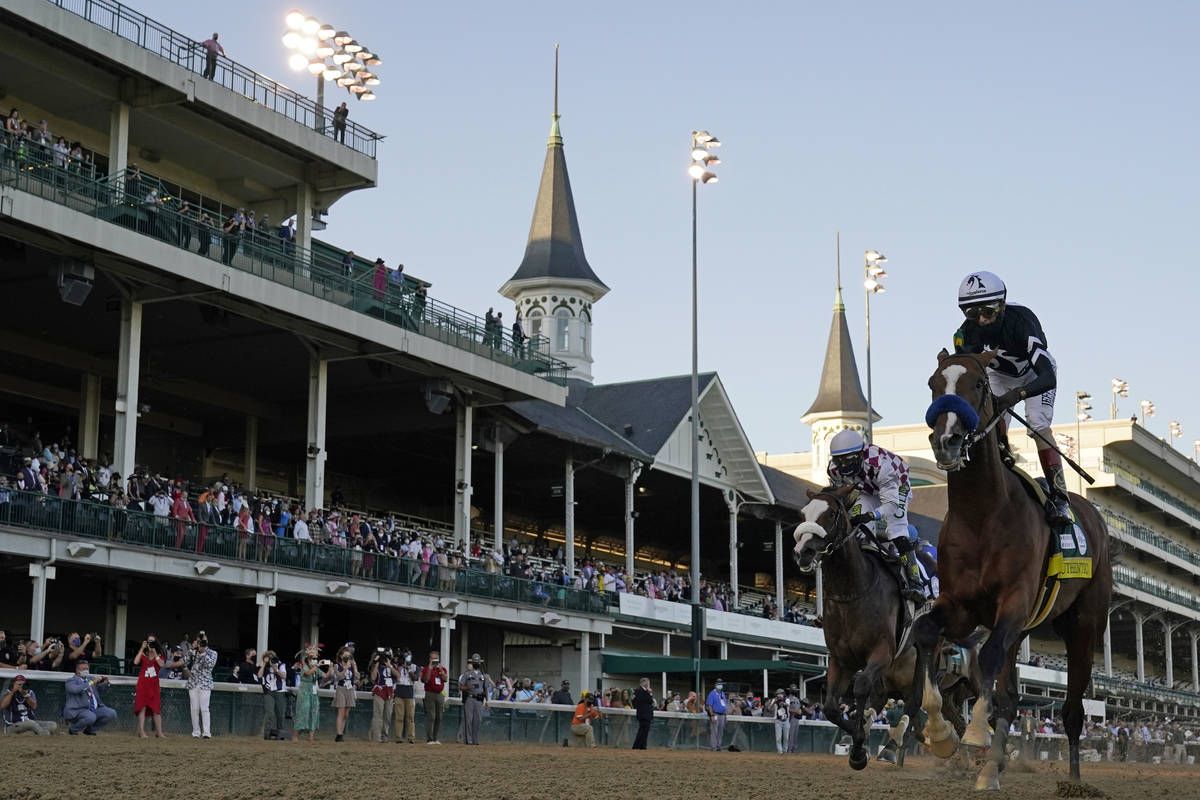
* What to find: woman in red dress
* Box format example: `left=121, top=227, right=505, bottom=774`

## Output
left=134, top=637, right=166, bottom=738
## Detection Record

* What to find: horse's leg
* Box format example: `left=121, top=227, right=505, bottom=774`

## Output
left=973, top=610, right=1026, bottom=791
left=824, top=660, right=858, bottom=752
left=915, top=603, right=958, bottom=758
left=848, top=649, right=889, bottom=770
left=1054, top=607, right=1097, bottom=783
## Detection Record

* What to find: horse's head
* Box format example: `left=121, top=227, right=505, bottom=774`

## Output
left=925, top=348, right=996, bottom=471
left=792, top=486, right=857, bottom=572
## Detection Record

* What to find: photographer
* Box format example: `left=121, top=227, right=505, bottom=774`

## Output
left=163, top=646, right=185, bottom=680
left=233, top=648, right=258, bottom=684
left=258, top=649, right=288, bottom=740
left=64, top=658, right=116, bottom=735
left=294, top=647, right=324, bottom=741
left=133, top=636, right=166, bottom=738
left=393, top=647, right=418, bottom=744
left=64, top=631, right=103, bottom=672
left=420, top=650, right=448, bottom=744
left=331, top=646, right=359, bottom=742
left=22, top=638, right=63, bottom=671
left=183, top=631, right=217, bottom=739
left=368, top=648, right=395, bottom=743
left=1, top=675, right=57, bottom=734
left=569, top=692, right=600, bottom=747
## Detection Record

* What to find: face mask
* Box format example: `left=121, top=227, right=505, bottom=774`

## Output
left=78, top=670, right=90, bottom=679
left=405, top=655, right=411, bottom=663
left=71, top=637, right=81, bottom=647
left=715, top=684, right=724, bottom=692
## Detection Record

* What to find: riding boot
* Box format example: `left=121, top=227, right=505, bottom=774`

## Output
left=995, top=422, right=1016, bottom=469
left=1038, top=447, right=1072, bottom=526
left=892, top=538, right=927, bottom=603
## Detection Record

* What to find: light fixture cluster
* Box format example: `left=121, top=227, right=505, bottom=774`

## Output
left=864, top=250, right=888, bottom=293
left=283, top=10, right=380, bottom=101
left=688, top=130, right=720, bottom=184
left=1076, top=391, right=1093, bottom=422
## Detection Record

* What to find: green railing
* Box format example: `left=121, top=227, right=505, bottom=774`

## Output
left=1095, top=674, right=1200, bottom=705
left=0, top=142, right=570, bottom=384
left=0, top=491, right=610, bottom=615
left=1103, top=459, right=1200, bottom=525
left=43, top=0, right=381, bottom=158
left=1113, top=564, right=1199, bottom=611
left=1098, top=506, right=1200, bottom=567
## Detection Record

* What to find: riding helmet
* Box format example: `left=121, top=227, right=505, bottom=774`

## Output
left=957, top=271, right=1006, bottom=308
left=829, top=429, right=865, bottom=477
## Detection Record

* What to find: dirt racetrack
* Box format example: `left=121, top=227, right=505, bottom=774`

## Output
left=0, top=735, right=1191, bottom=800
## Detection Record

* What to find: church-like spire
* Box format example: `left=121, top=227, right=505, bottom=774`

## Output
left=803, top=233, right=871, bottom=417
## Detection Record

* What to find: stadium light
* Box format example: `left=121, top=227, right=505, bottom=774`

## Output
left=1110, top=378, right=1128, bottom=419
left=864, top=249, right=889, bottom=443
left=282, top=10, right=383, bottom=134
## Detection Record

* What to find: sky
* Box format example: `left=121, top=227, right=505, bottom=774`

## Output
left=153, top=1, right=1199, bottom=457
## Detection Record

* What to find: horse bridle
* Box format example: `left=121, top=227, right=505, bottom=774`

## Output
left=935, top=358, right=1004, bottom=465
left=807, top=488, right=863, bottom=563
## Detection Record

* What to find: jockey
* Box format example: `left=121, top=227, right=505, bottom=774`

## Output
left=953, top=270, right=1071, bottom=525
left=826, top=428, right=925, bottom=603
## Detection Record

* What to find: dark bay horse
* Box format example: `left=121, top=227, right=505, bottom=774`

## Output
left=793, top=486, right=931, bottom=769
left=918, top=349, right=1112, bottom=790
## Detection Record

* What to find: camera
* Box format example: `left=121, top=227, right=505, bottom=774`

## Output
left=318, top=659, right=332, bottom=668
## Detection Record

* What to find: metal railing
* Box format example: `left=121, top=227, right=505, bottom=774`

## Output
left=1102, top=459, right=1200, bottom=526
left=0, top=491, right=611, bottom=615
left=43, top=0, right=381, bottom=158
left=0, top=141, right=571, bottom=384
left=1098, top=506, right=1200, bottom=567
left=1112, top=564, right=1199, bottom=611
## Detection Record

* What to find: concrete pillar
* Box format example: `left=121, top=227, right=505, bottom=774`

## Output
left=294, top=182, right=314, bottom=269
left=1020, top=638, right=1031, bottom=663
left=302, top=600, right=321, bottom=648
left=453, top=402, right=473, bottom=553
left=565, top=455, right=575, bottom=579
left=255, top=590, right=276, bottom=656
left=458, top=619, right=469, bottom=677
left=113, top=298, right=142, bottom=481
left=815, top=566, right=824, bottom=612
left=244, top=415, right=258, bottom=493
left=304, top=358, right=328, bottom=511
left=762, top=668, right=768, bottom=700
left=1190, top=629, right=1199, bottom=693
left=79, top=374, right=101, bottom=461
left=725, top=494, right=739, bottom=607
left=29, top=561, right=56, bottom=643
left=719, top=640, right=729, bottom=659
left=439, top=615, right=454, bottom=670
left=493, top=435, right=504, bottom=552
left=105, top=579, right=129, bottom=659
left=774, top=520, right=784, bottom=613
left=1163, top=619, right=1175, bottom=688
left=579, top=631, right=590, bottom=696
left=108, top=101, right=129, bottom=178
left=624, top=463, right=641, bottom=578
left=1134, top=612, right=1146, bottom=683
left=1104, top=613, right=1113, bottom=677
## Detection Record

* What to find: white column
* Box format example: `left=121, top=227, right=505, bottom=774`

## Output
left=565, top=455, right=575, bottom=579
left=1163, top=619, right=1175, bottom=687
left=1020, top=638, right=1031, bottom=662
left=440, top=615, right=454, bottom=668
left=1190, top=630, right=1199, bottom=693
left=1134, top=612, right=1146, bottom=683
left=662, top=633, right=670, bottom=698
left=774, top=520, right=784, bottom=612
left=579, top=631, right=590, bottom=696
left=29, top=562, right=56, bottom=643
left=303, top=600, right=321, bottom=647
left=108, top=101, right=129, bottom=177
left=244, top=415, right=258, bottom=493
left=294, top=182, right=314, bottom=271
left=107, top=579, right=128, bottom=659
left=815, top=566, right=824, bottom=611
left=719, top=640, right=729, bottom=659
left=763, top=668, right=768, bottom=700
left=725, top=494, right=739, bottom=606
left=1104, top=613, right=1113, bottom=677
left=454, top=402, right=473, bottom=553
left=493, top=434, right=504, bottom=552
left=113, top=298, right=142, bottom=481
left=304, top=358, right=328, bottom=510
left=624, top=463, right=640, bottom=577
left=255, top=590, right=276, bottom=656
left=458, top=620, right=469, bottom=677
left=79, top=374, right=101, bottom=461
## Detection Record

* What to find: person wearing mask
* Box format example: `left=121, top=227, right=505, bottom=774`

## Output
left=631, top=677, right=655, bottom=750
left=368, top=649, right=395, bottom=743
left=570, top=692, right=601, bottom=747
left=63, top=658, right=116, bottom=735
left=332, top=646, right=359, bottom=742
left=294, top=646, right=323, bottom=742
left=2, top=675, right=57, bottom=734
left=769, top=689, right=789, bottom=754
left=458, top=653, right=487, bottom=745
left=258, top=650, right=289, bottom=740
left=183, top=631, right=217, bottom=739
left=133, top=637, right=166, bottom=738
left=420, top=650, right=448, bottom=744
left=393, top=647, right=419, bottom=744
left=705, top=678, right=729, bottom=752
left=233, top=648, right=258, bottom=684
left=550, top=680, right=573, bottom=706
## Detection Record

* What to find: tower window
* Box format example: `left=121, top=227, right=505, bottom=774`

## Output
left=556, top=309, right=570, bottom=352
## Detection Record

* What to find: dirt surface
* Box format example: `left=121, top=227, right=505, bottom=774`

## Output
left=0, top=735, right=1192, bottom=800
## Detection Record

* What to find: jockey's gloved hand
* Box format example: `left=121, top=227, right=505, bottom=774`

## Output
left=996, top=389, right=1024, bottom=410
left=850, top=512, right=878, bottom=528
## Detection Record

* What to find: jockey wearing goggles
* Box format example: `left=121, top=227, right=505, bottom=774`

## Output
left=953, top=270, right=1071, bottom=525
left=827, top=429, right=925, bottom=603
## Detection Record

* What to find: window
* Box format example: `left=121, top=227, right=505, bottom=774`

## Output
left=580, top=320, right=588, bottom=357
left=527, top=309, right=543, bottom=342
left=556, top=309, right=570, bottom=352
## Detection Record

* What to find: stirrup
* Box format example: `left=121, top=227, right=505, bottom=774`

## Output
left=1045, top=497, right=1071, bottom=526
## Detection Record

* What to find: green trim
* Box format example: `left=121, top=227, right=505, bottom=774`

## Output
left=602, top=655, right=824, bottom=675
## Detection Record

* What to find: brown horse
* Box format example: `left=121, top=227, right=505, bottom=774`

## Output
left=917, top=349, right=1112, bottom=790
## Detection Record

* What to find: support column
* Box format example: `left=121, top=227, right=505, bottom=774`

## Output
left=79, top=374, right=101, bottom=461
left=493, top=433, right=504, bottom=552
left=108, top=101, right=129, bottom=178
left=624, top=463, right=641, bottom=578
left=1134, top=611, right=1146, bottom=683
left=1190, top=629, right=1199, bottom=693
left=1162, top=619, right=1176, bottom=688
left=579, top=631, right=590, bottom=696
left=106, top=578, right=128, bottom=659
left=302, top=600, right=321, bottom=647
left=458, top=619, right=469, bottom=677
left=305, top=358, right=328, bottom=510
left=662, top=633, right=670, bottom=698
left=244, top=415, right=259, bottom=493
left=294, top=182, right=314, bottom=270
left=565, top=454, right=575, bottom=579
left=1020, top=638, right=1031, bottom=663
left=439, top=616, right=454, bottom=669
left=719, top=640, right=729, bottom=659
left=453, top=402, right=473, bottom=553
left=29, top=561, right=56, bottom=643
left=255, top=590, right=276, bottom=655
left=774, top=520, right=784, bottom=613
left=725, top=494, right=739, bottom=606
left=113, top=298, right=142, bottom=481
left=1104, top=613, right=1113, bottom=677
left=815, top=566, right=824, bottom=612
left=763, top=668, right=768, bottom=700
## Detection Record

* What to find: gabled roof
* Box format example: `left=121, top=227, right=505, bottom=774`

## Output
left=501, top=117, right=608, bottom=293
left=803, top=287, right=873, bottom=418
left=760, top=464, right=820, bottom=513
left=504, top=398, right=652, bottom=462
left=577, top=373, right=717, bottom=456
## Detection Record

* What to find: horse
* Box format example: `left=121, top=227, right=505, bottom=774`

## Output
left=793, top=485, right=982, bottom=769
left=917, top=349, right=1113, bottom=790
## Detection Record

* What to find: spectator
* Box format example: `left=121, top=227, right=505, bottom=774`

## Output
left=632, top=677, right=655, bottom=750
left=294, top=646, right=324, bottom=742
left=63, top=658, right=116, bottom=735
left=2, top=674, right=56, bottom=735
left=332, top=102, right=348, bottom=144
left=420, top=650, right=448, bottom=744
left=372, top=257, right=387, bottom=301
left=0, top=630, right=16, bottom=667
left=368, top=648, right=395, bottom=743
left=458, top=653, right=487, bottom=746
left=705, top=678, right=728, bottom=751
left=570, top=693, right=600, bottom=747
left=393, top=647, right=418, bottom=744
left=332, top=645, right=359, bottom=742
left=201, top=33, right=223, bottom=80
left=183, top=631, right=217, bottom=739
left=172, top=489, right=196, bottom=548
left=512, top=314, right=527, bottom=357
left=235, top=504, right=253, bottom=559
left=767, top=689, right=788, bottom=753
left=259, top=650, right=289, bottom=740
left=197, top=211, right=214, bottom=257
left=233, top=648, right=258, bottom=684
left=133, top=636, right=166, bottom=738
left=63, top=631, right=102, bottom=672
left=550, top=680, right=572, bottom=706
left=293, top=510, right=310, bottom=542
left=163, top=645, right=185, bottom=680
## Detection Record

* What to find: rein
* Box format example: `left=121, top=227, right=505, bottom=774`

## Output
left=810, top=489, right=884, bottom=603
left=961, top=389, right=1000, bottom=463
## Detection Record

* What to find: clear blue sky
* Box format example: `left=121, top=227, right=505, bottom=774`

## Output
left=158, top=1, right=1198, bottom=456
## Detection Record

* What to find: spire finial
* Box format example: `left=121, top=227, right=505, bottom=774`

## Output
left=834, top=231, right=844, bottom=310
left=548, top=44, right=563, bottom=146
left=554, top=43, right=559, bottom=119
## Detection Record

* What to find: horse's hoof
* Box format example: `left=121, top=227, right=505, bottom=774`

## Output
left=924, top=723, right=959, bottom=759
left=877, top=747, right=897, bottom=764
left=849, top=747, right=869, bottom=771
left=974, top=762, right=1000, bottom=791
left=962, top=721, right=991, bottom=749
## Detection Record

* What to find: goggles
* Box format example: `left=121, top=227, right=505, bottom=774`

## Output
left=831, top=452, right=862, bottom=476
left=963, top=303, right=1001, bottom=320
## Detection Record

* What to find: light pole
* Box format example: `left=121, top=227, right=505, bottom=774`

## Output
left=688, top=129, right=719, bottom=696
left=1110, top=378, right=1128, bottom=419
left=1075, top=391, right=1091, bottom=493
left=863, top=250, right=887, bottom=442
left=1140, top=399, right=1155, bottom=428
left=1192, top=439, right=1199, bottom=462
left=283, top=10, right=381, bottom=133
left=1169, top=421, right=1183, bottom=450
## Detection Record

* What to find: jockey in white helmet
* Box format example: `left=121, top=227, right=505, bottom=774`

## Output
left=826, top=428, right=925, bottom=603
left=953, top=270, right=1071, bottom=525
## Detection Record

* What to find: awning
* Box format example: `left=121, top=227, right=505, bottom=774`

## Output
left=602, top=655, right=824, bottom=676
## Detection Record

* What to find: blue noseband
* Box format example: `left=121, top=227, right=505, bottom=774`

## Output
left=925, top=394, right=980, bottom=432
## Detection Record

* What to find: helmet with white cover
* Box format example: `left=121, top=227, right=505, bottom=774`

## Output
left=829, top=429, right=866, bottom=478
left=957, top=271, right=1006, bottom=308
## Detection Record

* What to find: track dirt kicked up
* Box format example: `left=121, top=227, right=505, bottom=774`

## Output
left=0, top=736, right=1190, bottom=799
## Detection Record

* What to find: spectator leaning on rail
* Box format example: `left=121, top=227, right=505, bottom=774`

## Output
left=63, top=657, right=116, bottom=735
left=2, top=674, right=57, bottom=735
left=183, top=630, right=217, bottom=739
